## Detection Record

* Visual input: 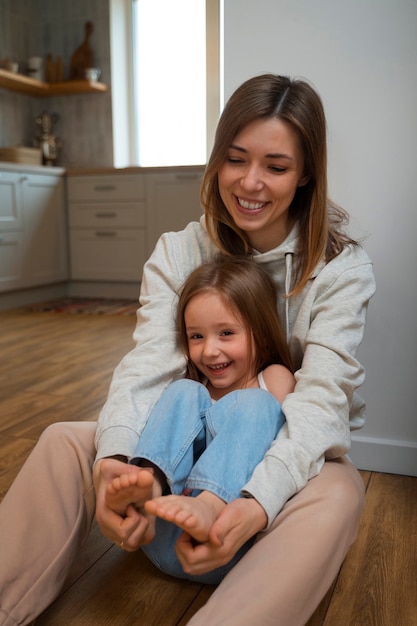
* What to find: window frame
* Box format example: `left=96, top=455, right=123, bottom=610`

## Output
left=110, top=0, right=222, bottom=168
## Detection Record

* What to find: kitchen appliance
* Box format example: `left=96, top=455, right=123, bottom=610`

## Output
left=33, top=110, right=62, bottom=166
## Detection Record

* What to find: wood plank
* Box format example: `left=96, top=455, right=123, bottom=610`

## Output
left=0, top=433, right=36, bottom=476
left=0, top=436, right=35, bottom=500
left=2, top=309, right=417, bottom=625
left=322, top=473, right=417, bottom=625
left=36, top=547, right=204, bottom=625
left=177, top=586, right=216, bottom=625
left=0, top=311, right=134, bottom=403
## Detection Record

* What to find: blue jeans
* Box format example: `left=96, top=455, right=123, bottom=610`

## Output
left=131, top=378, right=285, bottom=584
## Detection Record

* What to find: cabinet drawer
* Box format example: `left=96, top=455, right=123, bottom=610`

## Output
left=0, top=171, right=23, bottom=230
left=0, top=232, right=23, bottom=291
left=68, top=202, right=146, bottom=228
left=67, top=175, right=145, bottom=202
left=69, top=229, right=147, bottom=281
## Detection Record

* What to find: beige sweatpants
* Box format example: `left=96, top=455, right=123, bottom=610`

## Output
left=0, top=421, right=364, bottom=626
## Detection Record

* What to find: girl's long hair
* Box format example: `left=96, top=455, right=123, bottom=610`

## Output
left=201, top=74, right=357, bottom=295
left=176, top=255, right=294, bottom=382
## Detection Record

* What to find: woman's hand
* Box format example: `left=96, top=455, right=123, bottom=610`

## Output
left=93, top=457, right=151, bottom=551
left=175, top=497, right=267, bottom=575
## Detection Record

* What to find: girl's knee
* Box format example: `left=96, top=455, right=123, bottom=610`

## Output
left=229, top=388, right=284, bottom=428
left=164, top=378, right=209, bottom=398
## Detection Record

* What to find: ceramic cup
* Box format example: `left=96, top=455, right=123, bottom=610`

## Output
left=7, top=61, right=19, bottom=73
left=27, top=56, right=43, bottom=80
left=85, top=67, right=101, bottom=82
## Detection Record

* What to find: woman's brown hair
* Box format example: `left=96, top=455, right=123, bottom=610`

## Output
left=176, top=255, right=294, bottom=383
left=201, top=74, right=356, bottom=295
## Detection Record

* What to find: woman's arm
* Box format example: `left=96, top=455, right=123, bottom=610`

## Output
left=175, top=497, right=267, bottom=575
left=93, top=221, right=214, bottom=546
left=244, top=247, right=376, bottom=525
left=94, top=222, right=213, bottom=462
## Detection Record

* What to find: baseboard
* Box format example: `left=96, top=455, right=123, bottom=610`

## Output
left=67, top=281, right=140, bottom=299
left=0, top=283, right=68, bottom=310
left=350, top=434, right=417, bottom=477
left=0, top=282, right=142, bottom=310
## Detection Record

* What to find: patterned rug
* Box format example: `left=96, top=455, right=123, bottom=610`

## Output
left=29, top=297, right=139, bottom=316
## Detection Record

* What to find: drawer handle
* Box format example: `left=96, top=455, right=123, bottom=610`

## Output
left=95, top=231, right=117, bottom=237
left=94, top=185, right=116, bottom=191
left=95, top=211, right=117, bottom=218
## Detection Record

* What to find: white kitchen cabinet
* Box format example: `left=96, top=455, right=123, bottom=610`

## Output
left=67, top=168, right=204, bottom=284
left=21, top=174, right=68, bottom=285
left=67, top=175, right=147, bottom=281
left=0, top=171, right=24, bottom=231
left=0, top=171, right=23, bottom=291
left=0, top=168, right=68, bottom=292
left=0, top=232, right=23, bottom=291
left=146, top=169, right=203, bottom=255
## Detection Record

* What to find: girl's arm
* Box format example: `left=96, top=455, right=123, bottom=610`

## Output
left=261, top=364, right=295, bottom=404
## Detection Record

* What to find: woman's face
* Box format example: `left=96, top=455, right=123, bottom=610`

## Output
left=218, top=117, right=308, bottom=252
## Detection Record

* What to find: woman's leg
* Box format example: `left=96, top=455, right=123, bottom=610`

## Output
left=0, top=421, right=97, bottom=626
left=187, top=457, right=365, bottom=626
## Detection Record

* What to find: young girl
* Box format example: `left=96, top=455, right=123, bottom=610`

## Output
left=106, top=256, right=295, bottom=583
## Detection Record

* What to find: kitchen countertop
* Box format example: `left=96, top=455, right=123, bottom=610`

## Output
left=0, top=162, right=206, bottom=176
left=0, top=161, right=65, bottom=175
left=65, top=164, right=206, bottom=176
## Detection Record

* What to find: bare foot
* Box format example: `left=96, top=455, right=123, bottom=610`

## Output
left=144, top=491, right=225, bottom=543
left=106, top=468, right=161, bottom=516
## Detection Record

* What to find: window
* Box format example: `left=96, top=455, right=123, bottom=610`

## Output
left=110, top=0, right=221, bottom=168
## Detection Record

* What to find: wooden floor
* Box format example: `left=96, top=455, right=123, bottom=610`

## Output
left=1, top=308, right=416, bottom=626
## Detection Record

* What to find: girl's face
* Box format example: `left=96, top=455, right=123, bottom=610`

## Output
left=184, top=291, right=257, bottom=400
left=218, top=117, right=308, bottom=252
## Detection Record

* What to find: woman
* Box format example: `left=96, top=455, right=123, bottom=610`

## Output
left=0, top=74, right=375, bottom=626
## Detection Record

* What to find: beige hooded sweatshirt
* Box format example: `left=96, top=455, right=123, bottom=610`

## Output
left=95, top=216, right=376, bottom=525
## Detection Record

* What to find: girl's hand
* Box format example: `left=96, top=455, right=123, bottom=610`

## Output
left=175, top=497, right=267, bottom=575
left=93, top=457, right=151, bottom=551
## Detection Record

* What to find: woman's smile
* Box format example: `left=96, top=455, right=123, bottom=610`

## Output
left=236, top=196, right=269, bottom=212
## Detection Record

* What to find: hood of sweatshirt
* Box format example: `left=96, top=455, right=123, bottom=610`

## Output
left=199, top=216, right=325, bottom=342
left=250, top=223, right=325, bottom=341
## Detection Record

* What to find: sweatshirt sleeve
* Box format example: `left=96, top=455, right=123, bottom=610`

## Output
left=94, top=224, right=210, bottom=462
left=243, top=247, right=376, bottom=525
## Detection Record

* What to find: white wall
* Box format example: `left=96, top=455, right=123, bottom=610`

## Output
left=224, top=0, right=417, bottom=476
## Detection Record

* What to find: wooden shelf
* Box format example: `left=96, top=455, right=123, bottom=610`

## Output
left=0, top=69, right=108, bottom=97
